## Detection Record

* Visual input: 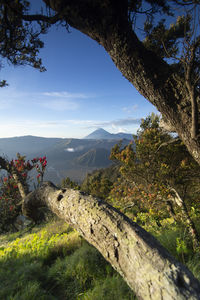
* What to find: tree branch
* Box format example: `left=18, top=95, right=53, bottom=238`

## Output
left=185, top=38, right=200, bottom=139
left=21, top=13, right=61, bottom=24
left=6, top=1, right=62, bottom=25
left=156, top=137, right=180, bottom=153
left=169, top=187, right=199, bottom=249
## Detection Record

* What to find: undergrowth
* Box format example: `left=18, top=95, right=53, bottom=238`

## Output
left=1, top=216, right=200, bottom=299
left=0, top=218, right=135, bottom=300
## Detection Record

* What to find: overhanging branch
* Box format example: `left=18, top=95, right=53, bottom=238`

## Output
left=6, top=1, right=62, bottom=24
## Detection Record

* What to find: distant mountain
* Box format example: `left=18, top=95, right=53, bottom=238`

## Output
left=84, top=128, right=133, bottom=140
left=0, top=135, right=132, bottom=184
left=84, top=128, right=112, bottom=140
left=0, top=135, right=61, bottom=157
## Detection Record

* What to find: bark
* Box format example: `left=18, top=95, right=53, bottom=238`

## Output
left=170, top=187, right=199, bottom=250
left=12, top=173, right=27, bottom=200
left=42, top=0, right=200, bottom=165
left=186, top=70, right=198, bottom=140
left=22, top=182, right=200, bottom=300
left=166, top=200, right=177, bottom=221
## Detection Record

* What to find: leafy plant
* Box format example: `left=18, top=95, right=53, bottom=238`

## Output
left=110, top=114, right=200, bottom=247
left=0, top=154, right=47, bottom=232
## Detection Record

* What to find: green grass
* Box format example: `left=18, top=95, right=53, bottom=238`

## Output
left=1, top=216, right=200, bottom=300
left=0, top=218, right=135, bottom=300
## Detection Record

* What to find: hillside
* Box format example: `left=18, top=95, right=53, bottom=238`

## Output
left=76, top=148, right=111, bottom=167
left=1, top=211, right=200, bottom=299
left=0, top=135, right=61, bottom=157
left=0, top=218, right=134, bottom=299
left=0, top=131, right=133, bottom=183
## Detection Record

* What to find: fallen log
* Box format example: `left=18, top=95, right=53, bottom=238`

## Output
left=23, top=182, right=200, bottom=300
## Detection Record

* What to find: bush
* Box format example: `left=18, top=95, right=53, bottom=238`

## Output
left=0, top=154, right=47, bottom=232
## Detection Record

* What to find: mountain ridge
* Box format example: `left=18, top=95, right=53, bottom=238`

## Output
left=84, top=128, right=133, bottom=140
left=0, top=131, right=133, bottom=183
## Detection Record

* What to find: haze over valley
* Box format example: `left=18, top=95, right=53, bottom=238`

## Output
left=0, top=128, right=133, bottom=183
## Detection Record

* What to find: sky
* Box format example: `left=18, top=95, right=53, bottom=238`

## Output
left=0, top=3, right=158, bottom=139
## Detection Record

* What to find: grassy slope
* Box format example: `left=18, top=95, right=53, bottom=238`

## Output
left=1, top=216, right=200, bottom=300
left=0, top=218, right=135, bottom=300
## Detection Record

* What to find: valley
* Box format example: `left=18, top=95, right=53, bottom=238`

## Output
left=0, top=129, right=133, bottom=184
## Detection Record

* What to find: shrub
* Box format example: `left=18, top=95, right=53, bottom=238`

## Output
left=0, top=154, right=47, bottom=232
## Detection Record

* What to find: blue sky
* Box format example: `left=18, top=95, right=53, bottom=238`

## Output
left=0, top=13, right=158, bottom=138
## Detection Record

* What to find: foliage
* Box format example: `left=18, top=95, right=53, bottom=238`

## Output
left=0, top=153, right=47, bottom=232
left=110, top=114, right=200, bottom=221
left=1, top=1, right=198, bottom=71
left=81, top=165, right=120, bottom=199
left=0, top=1, right=199, bottom=83
left=0, top=0, right=47, bottom=74
left=0, top=175, right=21, bottom=232
left=60, top=177, right=80, bottom=190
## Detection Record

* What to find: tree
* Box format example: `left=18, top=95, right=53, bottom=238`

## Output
left=1, top=1, right=200, bottom=298
left=80, top=165, right=119, bottom=199
left=60, top=176, right=80, bottom=190
left=110, top=114, right=200, bottom=249
left=0, top=1, right=200, bottom=164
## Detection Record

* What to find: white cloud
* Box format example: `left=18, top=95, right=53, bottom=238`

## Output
left=41, top=99, right=79, bottom=111
left=111, top=125, right=129, bottom=133
left=65, top=148, right=75, bottom=152
left=39, top=118, right=140, bottom=128
left=41, top=117, right=141, bottom=130
left=74, top=118, right=141, bottom=135
left=122, top=105, right=138, bottom=113
left=42, top=91, right=88, bottom=99
left=38, top=90, right=91, bottom=111
left=87, top=117, right=141, bottom=128
left=0, top=89, right=88, bottom=110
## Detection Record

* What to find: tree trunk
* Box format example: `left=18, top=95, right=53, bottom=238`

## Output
left=12, top=173, right=27, bottom=200
left=169, top=187, right=199, bottom=250
left=22, top=182, right=200, bottom=300
left=43, top=0, right=200, bottom=165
